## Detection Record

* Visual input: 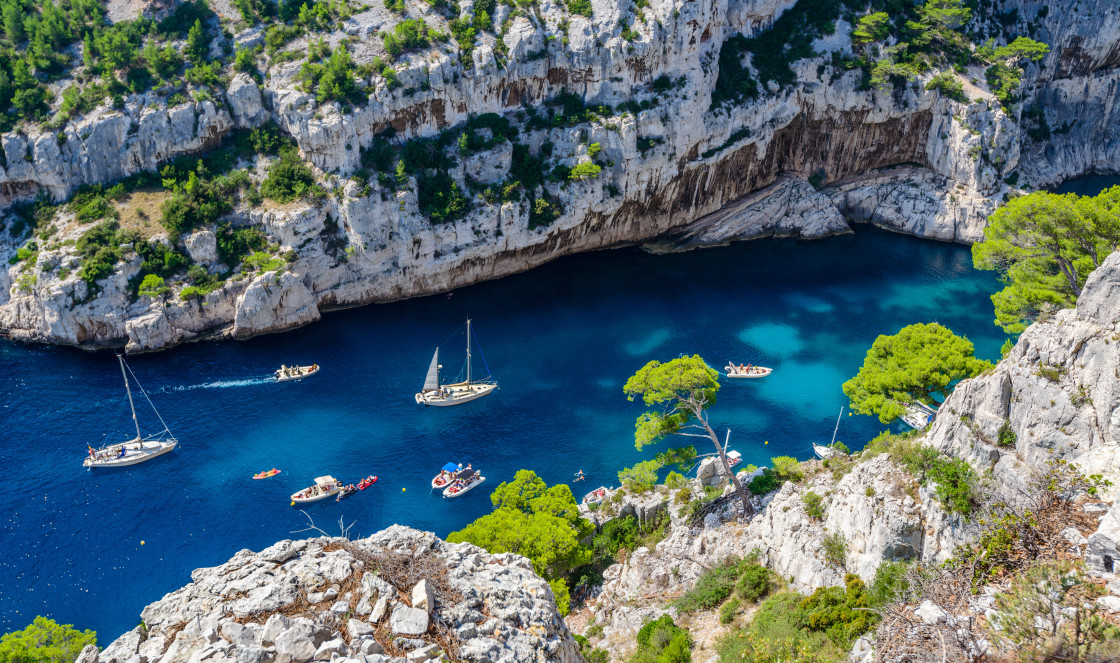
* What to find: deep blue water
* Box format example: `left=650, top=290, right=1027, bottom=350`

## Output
left=0, top=228, right=1008, bottom=641
left=1056, top=173, right=1120, bottom=195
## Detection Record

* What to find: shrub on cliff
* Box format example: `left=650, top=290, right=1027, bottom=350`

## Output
left=0, top=616, right=95, bottom=663
left=632, top=615, right=692, bottom=663
left=383, top=18, right=432, bottom=57
left=261, top=152, right=322, bottom=203
left=973, top=188, right=1120, bottom=333
left=447, top=470, right=593, bottom=611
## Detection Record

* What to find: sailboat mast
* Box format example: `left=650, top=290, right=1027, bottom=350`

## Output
left=830, top=407, right=843, bottom=446
left=466, top=318, right=472, bottom=384
left=119, top=355, right=141, bottom=441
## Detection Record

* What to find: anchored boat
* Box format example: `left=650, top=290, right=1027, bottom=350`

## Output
left=84, top=355, right=178, bottom=469
left=276, top=364, right=319, bottom=382
left=900, top=401, right=938, bottom=430
left=583, top=487, right=609, bottom=505
left=814, top=407, right=847, bottom=460
left=725, top=362, right=772, bottom=379
left=291, top=476, right=341, bottom=503
left=443, top=469, right=486, bottom=498
left=415, top=319, right=497, bottom=406
left=432, top=462, right=464, bottom=489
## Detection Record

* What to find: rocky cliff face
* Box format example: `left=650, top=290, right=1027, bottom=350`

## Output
left=579, top=251, right=1120, bottom=656
left=79, top=525, right=580, bottom=663
left=2, top=0, right=1119, bottom=351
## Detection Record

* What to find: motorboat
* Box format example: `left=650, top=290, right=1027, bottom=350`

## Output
left=276, top=364, right=319, bottom=382
left=443, top=469, right=486, bottom=498
left=84, top=355, right=178, bottom=469
left=726, top=450, right=742, bottom=468
left=583, top=487, right=609, bottom=505
left=291, top=476, right=341, bottom=503
left=725, top=363, right=772, bottom=379
left=432, top=462, right=464, bottom=489
left=900, top=401, right=938, bottom=430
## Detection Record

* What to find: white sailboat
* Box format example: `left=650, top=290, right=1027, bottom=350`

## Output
left=813, top=407, right=846, bottom=460
left=415, top=319, right=497, bottom=407
left=84, top=355, right=178, bottom=469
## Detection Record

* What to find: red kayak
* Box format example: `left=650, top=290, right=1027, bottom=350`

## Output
left=357, top=475, right=378, bottom=490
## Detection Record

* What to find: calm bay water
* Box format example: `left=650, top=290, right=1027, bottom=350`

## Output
left=0, top=227, right=1008, bottom=640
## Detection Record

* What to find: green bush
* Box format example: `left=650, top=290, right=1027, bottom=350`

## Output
left=417, top=171, right=470, bottom=224
left=747, top=468, right=780, bottom=495
left=997, top=419, right=1016, bottom=447
left=664, top=471, right=686, bottom=489
left=216, top=224, right=268, bottom=268
left=672, top=557, right=741, bottom=612
left=632, top=615, right=691, bottom=663
left=770, top=456, right=803, bottom=482
left=261, top=152, right=321, bottom=203
left=822, top=530, right=847, bottom=569
left=593, top=515, right=638, bottom=560
left=718, top=597, right=741, bottom=624
left=0, top=616, right=96, bottom=663
left=569, top=162, right=601, bottom=180
left=802, top=491, right=825, bottom=520
left=383, top=18, right=431, bottom=57
left=137, top=274, right=169, bottom=299
left=567, top=0, right=591, bottom=17
left=549, top=577, right=570, bottom=616
left=924, top=72, right=967, bottom=102
left=735, top=563, right=773, bottom=602
left=618, top=459, right=659, bottom=492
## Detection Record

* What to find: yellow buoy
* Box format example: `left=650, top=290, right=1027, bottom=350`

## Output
left=764, top=441, right=768, bottom=445
left=290, top=501, right=295, bottom=506
left=401, top=487, right=406, bottom=492
left=141, top=541, right=145, bottom=545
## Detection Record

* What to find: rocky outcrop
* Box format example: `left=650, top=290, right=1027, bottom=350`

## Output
left=89, top=525, right=580, bottom=663
left=4, top=0, right=1120, bottom=351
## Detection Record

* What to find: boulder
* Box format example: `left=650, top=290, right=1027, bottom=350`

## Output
left=411, top=580, right=435, bottom=612
left=312, top=639, right=349, bottom=661
left=915, top=600, right=948, bottom=625
left=185, top=230, right=219, bottom=265
left=227, top=75, right=268, bottom=129
left=347, top=619, right=373, bottom=641
left=369, top=596, right=389, bottom=624
left=389, top=606, right=428, bottom=636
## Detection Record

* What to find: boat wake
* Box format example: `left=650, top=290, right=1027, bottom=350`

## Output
left=162, top=378, right=274, bottom=392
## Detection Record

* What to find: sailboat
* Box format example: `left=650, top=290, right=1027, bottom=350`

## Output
left=813, top=407, right=846, bottom=460
left=415, top=318, right=498, bottom=407
left=83, top=355, right=178, bottom=468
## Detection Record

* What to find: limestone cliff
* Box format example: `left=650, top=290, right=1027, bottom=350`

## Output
left=577, top=251, right=1120, bottom=657
left=79, top=525, right=580, bottom=663
left=2, top=0, right=1119, bottom=351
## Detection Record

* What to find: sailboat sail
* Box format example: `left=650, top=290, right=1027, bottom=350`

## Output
left=423, top=349, right=440, bottom=392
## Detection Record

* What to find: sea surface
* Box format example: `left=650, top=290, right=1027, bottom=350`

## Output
left=0, top=226, right=1021, bottom=641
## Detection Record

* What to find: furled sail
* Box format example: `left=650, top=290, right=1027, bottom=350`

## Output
left=423, top=349, right=440, bottom=391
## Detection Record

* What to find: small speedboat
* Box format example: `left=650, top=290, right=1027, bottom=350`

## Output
left=432, top=462, right=464, bottom=489
left=725, top=363, right=772, bottom=379
left=726, top=450, right=742, bottom=468
left=253, top=468, right=281, bottom=480
left=583, top=487, right=608, bottom=505
left=336, top=484, right=357, bottom=501
left=443, top=469, right=485, bottom=498
left=813, top=444, right=841, bottom=460
left=357, top=475, right=378, bottom=490
left=276, top=364, right=319, bottom=382
left=291, top=475, right=340, bottom=504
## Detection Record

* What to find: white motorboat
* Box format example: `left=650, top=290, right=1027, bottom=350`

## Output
left=583, top=487, right=609, bottom=505
left=814, top=407, right=847, bottom=460
left=726, top=450, right=742, bottom=468
left=443, top=469, right=486, bottom=498
left=432, top=462, right=465, bottom=489
left=84, top=355, right=178, bottom=469
left=725, top=363, right=772, bottom=379
left=900, top=401, right=938, bottom=430
left=291, top=476, right=341, bottom=503
left=276, top=364, right=319, bottom=382
left=415, top=319, right=498, bottom=406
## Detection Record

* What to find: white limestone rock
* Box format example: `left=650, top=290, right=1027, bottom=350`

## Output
left=185, top=231, right=220, bottom=265
left=231, top=271, right=321, bottom=340
left=410, top=580, right=435, bottom=612
left=389, top=606, right=428, bottom=636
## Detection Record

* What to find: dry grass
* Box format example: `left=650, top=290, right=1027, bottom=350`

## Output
left=114, top=189, right=171, bottom=238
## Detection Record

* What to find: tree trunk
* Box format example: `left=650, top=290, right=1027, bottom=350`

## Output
left=693, top=406, right=755, bottom=518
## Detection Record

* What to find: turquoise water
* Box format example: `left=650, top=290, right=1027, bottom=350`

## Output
left=0, top=228, right=1006, bottom=641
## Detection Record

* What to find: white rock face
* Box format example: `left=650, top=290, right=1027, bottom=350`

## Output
left=185, top=231, right=219, bottom=265
left=3, top=0, right=1120, bottom=352
left=88, top=526, right=580, bottom=663
left=232, top=272, right=321, bottom=340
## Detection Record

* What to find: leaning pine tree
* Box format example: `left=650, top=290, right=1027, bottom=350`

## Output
left=623, top=355, right=754, bottom=518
